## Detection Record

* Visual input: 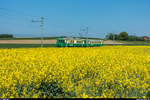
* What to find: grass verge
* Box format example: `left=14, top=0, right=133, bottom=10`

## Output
left=0, top=44, right=56, bottom=48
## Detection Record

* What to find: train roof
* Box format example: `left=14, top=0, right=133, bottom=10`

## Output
left=57, top=37, right=103, bottom=41
left=58, top=37, right=84, bottom=40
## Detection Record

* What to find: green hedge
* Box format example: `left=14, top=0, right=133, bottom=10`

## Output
left=0, top=34, right=13, bottom=38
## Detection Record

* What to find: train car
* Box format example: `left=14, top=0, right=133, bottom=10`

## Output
left=56, top=37, right=104, bottom=47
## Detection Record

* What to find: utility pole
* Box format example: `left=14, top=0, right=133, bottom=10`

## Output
left=134, top=33, right=136, bottom=41
left=78, top=33, right=82, bottom=38
left=113, top=34, right=115, bottom=41
left=81, top=27, right=88, bottom=43
left=32, top=16, right=44, bottom=47
left=86, top=27, right=88, bottom=44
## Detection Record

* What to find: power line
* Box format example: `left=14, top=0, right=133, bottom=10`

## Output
left=32, top=17, right=44, bottom=47
left=86, top=27, right=88, bottom=43
left=80, top=27, right=89, bottom=43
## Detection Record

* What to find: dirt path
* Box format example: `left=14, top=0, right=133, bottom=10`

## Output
left=103, top=40, right=123, bottom=44
left=0, top=40, right=122, bottom=44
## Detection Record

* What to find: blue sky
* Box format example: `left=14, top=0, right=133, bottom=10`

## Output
left=0, top=0, right=150, bottom=38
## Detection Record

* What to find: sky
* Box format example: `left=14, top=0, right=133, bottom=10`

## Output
left=0, top=0, right=150, bottom=38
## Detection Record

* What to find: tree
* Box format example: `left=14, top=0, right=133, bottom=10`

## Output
left=106, top=33, right=120, bottom=40
left=118, top=32, right=128, bottom=40
left=114, top=34, right=119, bottom=40
left=106, top=33, right=114, bottom=40
left=128, top=35, right=137, bottom=41
left=0, top=34, right=13, bottom=38
left=109, top=33, right=114, bottom=40
left=136, top=36, right=144, bottom=41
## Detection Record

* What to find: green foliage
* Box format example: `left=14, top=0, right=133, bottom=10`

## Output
left=106, top=33, right=114, bottom=40
left=14, top=81, right=65, bottom=98
left=146, top=91, right=150, bottom=98
left=128, top=35, right=137, bottom=41
left=0, top=34, right=13, bottom=38
left=118, top=32, right=128, bottom=40
left=136, top=37, right=144, bottom=41
left=106, top=32, right=149, bottom=41
left=106, top=33, right=121, bottom=40
left=38, top=81, right=65, bottom=98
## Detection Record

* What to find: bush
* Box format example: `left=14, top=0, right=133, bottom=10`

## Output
left=118, top=32, right=129, bottom=41
left=106, top=32, right=149, bottom=41
left=128, top=36, right=137, bottom=41
left=0, top=34, right=13, bottom=38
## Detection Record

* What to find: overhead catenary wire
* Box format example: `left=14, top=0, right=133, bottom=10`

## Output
left=32, top=17, right=44, bottom=47
left=0, top=8, right=49, bottom=38
left=0, top=7, right=106, bottom=38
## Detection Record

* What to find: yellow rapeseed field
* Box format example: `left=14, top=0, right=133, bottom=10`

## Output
left=0, top=46, right=150, bottom=98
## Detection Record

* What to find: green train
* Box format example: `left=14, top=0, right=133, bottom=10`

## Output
left=56, top=37, right=104, bottom=47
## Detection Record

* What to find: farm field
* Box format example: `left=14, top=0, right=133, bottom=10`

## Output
left=0, top=46, right=150, bottom=98
left=0, top=40, right=120, bottom=45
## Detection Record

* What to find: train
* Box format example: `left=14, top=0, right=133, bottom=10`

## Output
left=56, top=37, right=104, bottom=47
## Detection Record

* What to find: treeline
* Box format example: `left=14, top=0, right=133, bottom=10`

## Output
left=0, top=34, right=13, bottom=38
left=106, top=32, right=149, bottom=41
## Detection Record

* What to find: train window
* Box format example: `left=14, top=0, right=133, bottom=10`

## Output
left=76, top=41, right=83, bottom=43
left=70, top=40, right=74, bottom=43
left=88, top=40, right=102, bottom=44
left=59, top=40, right=65, bottom=43
left=91, top=41, right=94, bottom=44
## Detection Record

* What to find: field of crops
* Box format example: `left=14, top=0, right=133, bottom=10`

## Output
left=0, top=46, right=150, bottom=98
